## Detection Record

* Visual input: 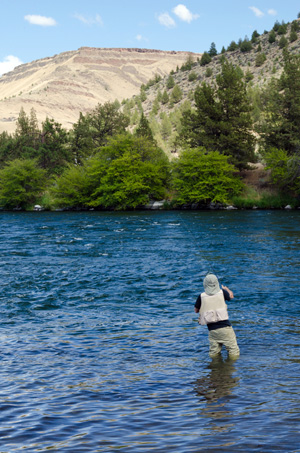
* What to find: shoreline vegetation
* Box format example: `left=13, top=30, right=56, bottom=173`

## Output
left=1, top=19, right=300, bottom=212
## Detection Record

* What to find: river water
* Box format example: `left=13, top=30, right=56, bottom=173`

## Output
left=0, top=210, right=299, bottom=452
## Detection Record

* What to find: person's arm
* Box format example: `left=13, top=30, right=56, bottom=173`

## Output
left=194, top=294, right=201, bottom=313
left=222, top=285, right=234, bottom=299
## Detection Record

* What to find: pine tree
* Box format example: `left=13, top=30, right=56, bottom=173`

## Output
left=135, top=112, right=155, bottom=143
left=179, top=61, right=255, bottom=169
left=260, top=51, right=300, bottom=155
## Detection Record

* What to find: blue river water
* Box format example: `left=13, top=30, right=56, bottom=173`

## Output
left=0, top=210, right=299, bottom=452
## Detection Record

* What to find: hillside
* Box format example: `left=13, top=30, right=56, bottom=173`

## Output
left=0, top=47, right=201, bottom=133
left=138, top=19, right=300, bottom=118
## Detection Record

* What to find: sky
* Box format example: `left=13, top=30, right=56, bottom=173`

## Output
left=1, top=0, right=300, bottom=76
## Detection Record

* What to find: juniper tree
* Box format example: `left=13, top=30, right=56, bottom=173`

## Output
left=179, top=61, right=255, bottom=169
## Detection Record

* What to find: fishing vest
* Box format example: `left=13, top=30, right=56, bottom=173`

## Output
left=199, top=290, right=229, bottom=326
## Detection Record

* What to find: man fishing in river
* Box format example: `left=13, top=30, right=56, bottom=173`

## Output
left=194, top=273, right=240, bottom=358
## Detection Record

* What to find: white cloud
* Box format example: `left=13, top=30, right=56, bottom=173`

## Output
left=173, top=4, right=199, bottom=23
left=268, top=9, right=277, bottom=16
left=249, top=6, right=264, bottom=18
left=0, top=55, right=23, bottom=76
left=158, top=12, right=176, bottom=28
left=74, top=13, right=103, bottom=26
left=136, top=34, right=148, bottom=42
left=24, top=14, right=57, bottom=26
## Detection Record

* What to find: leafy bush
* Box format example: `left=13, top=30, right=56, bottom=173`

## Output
left=200, top=52, right=212, bottom=66
left=279, top=36, right=288, bottom=49
left=264, top=148, right=300, bottom=195
left=289, top=30, right=298, bottom=42
left=54, top=135, right=171, bottom=210
left=170, top=85, right=183, bottom=104
left=166, top=75, right=175, bottom=89
left=255, top=53, right=267, bottom=67
left=188, top=71, right=198, bottom=82
left=0, top=159, right=46, bottom=209
left=245, top=70, right=254, bottom=82
left=240, top=39, right=252, bottom=52
left=205, top=67, right=213, bottom=77
left=269, top=30, right=276, bottom=43
left=227, top=41, right=238, bottom=51
left=232, top=189, right=297, bottom=209
left=172, top=148, right=243, bottom=206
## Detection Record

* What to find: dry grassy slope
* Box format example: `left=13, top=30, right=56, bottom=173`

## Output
left=0, top=47, right=201, bottom=133
left=141, top=20, right=300, bottom=116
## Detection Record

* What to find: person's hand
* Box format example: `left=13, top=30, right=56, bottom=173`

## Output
left=222, top=284, right=234, bottom=299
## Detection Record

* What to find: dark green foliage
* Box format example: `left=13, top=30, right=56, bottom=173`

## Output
left=208, top=42, right=217, bottom=57
left=279, top=36, right=288, bottom=49
left=144, top=74, right=162, bottom=89
left=251, top=30, right=260, bottom=43
left=200, top=52, right=212, bottom=66
left=0, top=159, right=46, bottom=209
left=291, top=20, right=300, bottom=32
left=188, top=71, right=198, bottom=82
left=70, top=112, right=94, bottom=163
left=172, top=148, right=243, bottom=206
left=161, top=90, right=169, bottom=104
left=135, top=112, right=155, bottom=143
left=264, top=148, right=300, bottom=195
left=240, top=38, right=252, bottom=52
left=273, top=20, right=280, bottom=32
left=277, top=22, right=287, bottom=35
left=245, top=70, right=254, bottom=82
left=269, top=30, right=276, bottom=43
left=227, top=41, right=238, bottom=51
left=140, top=86, right=147, bottom=102
left=179, top=61, right=255, bottom=169
left=166, top=75, right=175, bottom=89
left=170, top=85, right=183, bottom=104
left=53, top=135, right=170, bottom=210
left=87, top=135, right=170, bottom=210
left=181, top=55, right=194, bottom=71
left=205, top=67, right=213, bottom=77
left=89, top=102, right=130, bottom=148
left=51, top=164, right=92, bottom=208
left=289, top=30, right=298, bottom=42
left=255, top=53, right=267, bottom=67
left=221, top=46, right=226, bottom=54
left=38, top=118, right=71, bottom=174
left=260, top=51, right=300, bottom=155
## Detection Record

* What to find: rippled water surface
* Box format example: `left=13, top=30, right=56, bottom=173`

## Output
left=0, top=210, right=299, bottom=452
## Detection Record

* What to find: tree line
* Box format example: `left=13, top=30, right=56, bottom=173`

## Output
left=0, top=51, right=299, bottom=210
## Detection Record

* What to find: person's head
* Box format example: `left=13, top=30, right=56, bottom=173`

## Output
left=203, top=273, right=220, bottom=295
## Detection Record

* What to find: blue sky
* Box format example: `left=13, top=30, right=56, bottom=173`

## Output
left=0, top=0, right=299, bottom=76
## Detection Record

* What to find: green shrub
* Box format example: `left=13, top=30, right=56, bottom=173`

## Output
left=0, top=158, right=46, bottom=210
left=269, top=30, right=276, bottom=43
left=240, top=39, right=252, bottom=52
left=255, top=53, right=267, bottom=67
left=279, top=36, right=288, bottom=49
left=200, top=52, right=212, bottom=66
left=188, top=71, right=198, bottom=82
left=172, top=148, right=243, bottom=206
left=290, top=30, right=298, bottom=42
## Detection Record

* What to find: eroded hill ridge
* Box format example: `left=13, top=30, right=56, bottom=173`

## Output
left=0, top=47, right=201, bottom=133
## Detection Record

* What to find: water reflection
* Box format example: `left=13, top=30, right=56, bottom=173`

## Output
left=195, top=356, right=239, bottom=429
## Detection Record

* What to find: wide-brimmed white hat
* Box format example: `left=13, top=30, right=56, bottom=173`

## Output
left=203, top=273, right=220, bottom=295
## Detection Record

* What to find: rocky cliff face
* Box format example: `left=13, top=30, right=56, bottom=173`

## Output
left=0, top=47, right=201, bottom=133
